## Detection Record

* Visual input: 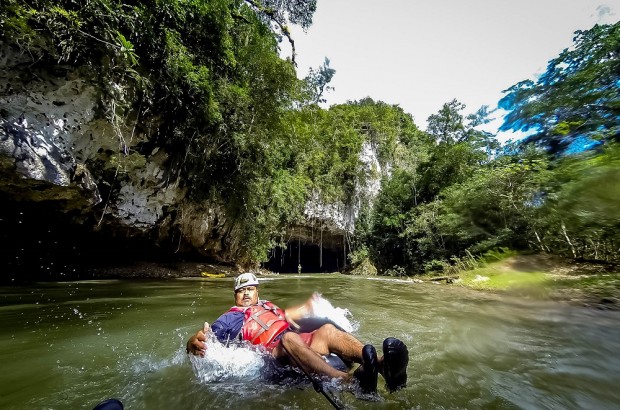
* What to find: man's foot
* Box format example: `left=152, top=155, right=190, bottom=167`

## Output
left=93, top=399, right=123, bottom=410
left=382, top=337, right=409, bottom=392
left=353, top=344, right=379, bottom=394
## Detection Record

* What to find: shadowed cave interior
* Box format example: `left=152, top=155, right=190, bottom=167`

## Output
left=264, top=240, right=345, bottom=273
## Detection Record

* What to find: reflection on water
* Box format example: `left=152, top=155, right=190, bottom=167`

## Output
left=1, top=275, right=619, bottom=409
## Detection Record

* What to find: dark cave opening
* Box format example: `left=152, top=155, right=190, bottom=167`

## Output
left=0, top=196, right=180, bottom=282
left=264, top=241, right=345, bottom=273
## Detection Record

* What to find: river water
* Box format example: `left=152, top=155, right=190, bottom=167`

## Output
left=1, top=274, right=619, bottom=409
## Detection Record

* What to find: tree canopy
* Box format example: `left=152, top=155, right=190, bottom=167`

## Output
left=499, top=22, right=620, bottom=155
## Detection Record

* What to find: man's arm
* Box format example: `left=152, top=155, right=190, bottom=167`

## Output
left=186, top=311, right=245, bottom=355
left=284, top=292, right=319, bottom=330
left=210, top=311, right=244, bottom=344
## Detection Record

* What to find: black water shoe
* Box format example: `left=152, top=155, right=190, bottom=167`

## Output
left=382, top=337, right=409, bottom=392
left=93, top=399, right=123, bottom=410
left=353, top=344, right=379, bottom=394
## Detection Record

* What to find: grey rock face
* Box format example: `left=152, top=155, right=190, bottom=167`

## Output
left=0, top=114, right=100, bottom=207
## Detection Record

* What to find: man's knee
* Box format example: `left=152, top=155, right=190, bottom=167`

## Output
left=315, top=323, right=339, bottom=338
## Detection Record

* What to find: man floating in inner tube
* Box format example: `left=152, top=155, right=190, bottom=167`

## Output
left=186, top=272, right=409, bottom=393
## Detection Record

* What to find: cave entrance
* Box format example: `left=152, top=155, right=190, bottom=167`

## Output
left=264, top=240, right=345, bottom=273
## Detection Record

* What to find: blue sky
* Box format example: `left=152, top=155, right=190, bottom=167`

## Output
left=284, top=0, right=618, bottom=140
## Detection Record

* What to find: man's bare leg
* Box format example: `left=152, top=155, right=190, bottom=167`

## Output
left=273, top=331, right=351, bottom=379
left=309, top=323, right=366, bottom=364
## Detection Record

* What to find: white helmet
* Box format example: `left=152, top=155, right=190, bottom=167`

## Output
left=234, top=272, right=259, bottom=291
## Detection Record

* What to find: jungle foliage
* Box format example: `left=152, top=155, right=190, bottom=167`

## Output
left=1, top=2, right=618, bottom=271
left=364, top=22, right=620, bottom=274
left=1, top=0, right=422, bottom=264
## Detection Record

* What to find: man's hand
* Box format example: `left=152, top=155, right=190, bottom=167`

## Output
left=186, top=322, right=210, bottom=356
left=285, top=292, right=320, bottom=330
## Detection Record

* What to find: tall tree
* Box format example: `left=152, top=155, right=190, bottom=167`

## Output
left=417, top=100, right=493, bottom=202
left=426, top=99, right=466, bottom=143
left=243, top=0, right=317, bottom=64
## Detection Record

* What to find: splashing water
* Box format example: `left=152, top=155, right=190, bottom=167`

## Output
left=190, top=334, right=266, bottom=383
left=303, top=293, right=358, bottom=333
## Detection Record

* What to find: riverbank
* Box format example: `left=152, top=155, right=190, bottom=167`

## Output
left=82, top=260, right=242, bottom=279
left=7, top=252, right=617, bottom=311
left=424, top=254, right=620, bottom=310
left=93, top=254, right=619, bottom=311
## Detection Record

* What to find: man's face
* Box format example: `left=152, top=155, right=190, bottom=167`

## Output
left=235, top=286, right=258, bottom=307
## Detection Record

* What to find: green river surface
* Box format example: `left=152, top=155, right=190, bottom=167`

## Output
left=1, top=274, right=619, bottom=409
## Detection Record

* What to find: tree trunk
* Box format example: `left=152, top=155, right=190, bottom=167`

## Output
left=534, top=230, right=547, bottom=252
left=561, top=221, right=577, bottom=258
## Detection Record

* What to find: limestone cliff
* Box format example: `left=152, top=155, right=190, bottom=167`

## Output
left=270, top=141, right=384, bottom=273
left=1, top=42, right=384, bottom=273
left=0, top=43, right=242, bottom=267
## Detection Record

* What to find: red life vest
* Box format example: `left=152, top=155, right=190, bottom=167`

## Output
left=229, top=301, right=290, bottom=347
